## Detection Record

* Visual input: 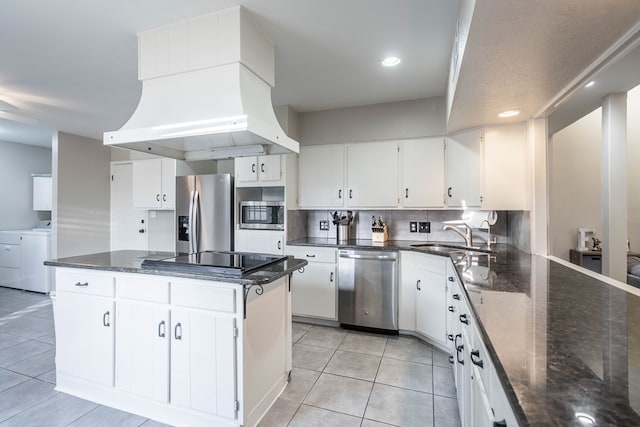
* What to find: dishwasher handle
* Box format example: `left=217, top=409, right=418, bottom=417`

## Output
left=339, top=252, right=397, bottom=261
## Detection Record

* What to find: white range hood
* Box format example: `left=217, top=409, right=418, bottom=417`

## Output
left=104, top=6, right=299, bottom=160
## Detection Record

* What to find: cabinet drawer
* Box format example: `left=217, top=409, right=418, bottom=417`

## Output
left=171, top=279, right=236, bottom=313
left=285, top=246, right=336, bottom=263
left=116, top=274, right=170, bottom=304
left=0, top=244, right=20, bottom=268
left=56, top=269, right=115, bottom=297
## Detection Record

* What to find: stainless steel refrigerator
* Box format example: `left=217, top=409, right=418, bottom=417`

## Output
left=175, top=174, right=233, bottom=254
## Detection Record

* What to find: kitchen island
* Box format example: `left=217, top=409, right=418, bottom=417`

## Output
left=287, top=238, right=640, bottom=425
left=45, top=250, right=307, bottom=427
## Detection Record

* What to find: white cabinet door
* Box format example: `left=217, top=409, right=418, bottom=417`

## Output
left=132, top=159, right=175, bottom=209
left=483, top=124, right=527, bottom=210
left=160, top=158, right=176, bottom=209
left=116, top=300, right=170, bottom=402
left=171, top=307, right=237, bottom=420
left=33, top=176, right=52, bottom=211
left=347, top=141, right=398, bottom=207
left=298, top=145, right=345, bottom=208
left=235, top=229, right=284, bottom=255
left=54, top=292, right=115, bottom=386
left=398, top=252, right=419, bottom=331
left=258, top=155, right=282, bottom=183
left=133, top=159, right=163, bottom=209
left=471, top=363, right=495, bottom=427
left=235, top=156, right=259, bottom=184
left=399, top=138, right=445, bottom=208
left=415, top=270, right=447, bottom=347
left=19, top=233, right=51, bottom=293
left=291, top=262, right=336, bottom=319
left=446, top=129, right=483, bottom=208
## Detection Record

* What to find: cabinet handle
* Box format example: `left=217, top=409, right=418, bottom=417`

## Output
left=158, top=320, right=166, bottom=338
left=493, top=420, right=507, bottom=427
left=251, top=163, right=256, bottom=173
left=455, top=334, right=464, bottom=364
left=416, top=279, right=421, bottom=291
left=448, top=276, right=455, bottom=282
left=277, top=240, right=282, bottom=250
left=156, top=194, right=160, bottom=202
left=447, top=334, right=454, bottom=341
left=138, top=229, right=145, bottom=234
left=330, top=272, right=334, bottom=282
left=306, top=254, right=316, bottom=258
left=261, top=163, right=265, bottom=173
left=470, top=349, right=484, bottom=369
left=349, top=189, right=353, bottom=199
left=453, top=293, right=460, bottom=300
left=174, top=322, right=183, bottom=340
left=102, top=311, right=110, bottom=327
left=75, top=282, right=89, bottom=287
left=447, top=187, right=452, bottom=198
left=405, top=188, right=409, bottom=198
left=459, top=314, right=469, bottom=325
left=163, top=194, right=167, bottom=202
left=338, top=189, right=342, bottom=199
left=448, top=305, right=455, bottom=312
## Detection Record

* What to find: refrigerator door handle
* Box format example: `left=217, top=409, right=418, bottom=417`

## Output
left=192, top=190, right=200, bottom=253
left=188, top=190, right=196, bottom=253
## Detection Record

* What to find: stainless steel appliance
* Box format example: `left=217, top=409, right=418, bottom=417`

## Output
left=176, top=174, right=233, bottom=253
left=239, top=201, right=284, bottom=230
left=141, top=251, right=286, bottom=277
left=338, top=249, right=398, bottom=333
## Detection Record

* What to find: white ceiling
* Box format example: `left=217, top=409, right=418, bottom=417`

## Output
left=1, top=1, right=640, bottom=148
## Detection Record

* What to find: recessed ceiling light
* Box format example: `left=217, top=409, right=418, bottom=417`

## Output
left=498, top=110, right=520, bottom=118
left=382, top=56, right=401, bottom=67
left=585, top=81, right=595, bottom=88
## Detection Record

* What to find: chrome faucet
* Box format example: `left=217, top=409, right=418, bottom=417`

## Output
left=442, top=223, right=473, bottom=247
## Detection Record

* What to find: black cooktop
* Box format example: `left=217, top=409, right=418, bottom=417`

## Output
left=141, top=251, right=287, bottom=277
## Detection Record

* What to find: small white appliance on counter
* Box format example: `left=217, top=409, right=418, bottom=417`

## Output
left=0, top=229, right=52, bottom=293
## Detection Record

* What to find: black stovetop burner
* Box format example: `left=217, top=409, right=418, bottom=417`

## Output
left=141, top=250, right=287, bottom=277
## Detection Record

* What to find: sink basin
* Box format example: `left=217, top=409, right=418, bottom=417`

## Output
left=410, top=243, right=494, bottom=256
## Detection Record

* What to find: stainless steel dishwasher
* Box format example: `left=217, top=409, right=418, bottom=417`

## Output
left=338, top=249, right=398, bottom=333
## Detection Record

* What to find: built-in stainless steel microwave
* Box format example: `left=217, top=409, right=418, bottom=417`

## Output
left=239, top=201, right=285, bottom=230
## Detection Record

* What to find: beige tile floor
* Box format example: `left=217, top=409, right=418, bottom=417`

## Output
left=258, top=323, right=461, bottom=427
left=0, top=286, right=461, bottom=427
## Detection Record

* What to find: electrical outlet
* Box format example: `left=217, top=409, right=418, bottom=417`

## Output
left=320, top=220, right=329, bottom=231
left=418, top=221, right=431, bottom=233
left=409, top=222, right=417, bottom=233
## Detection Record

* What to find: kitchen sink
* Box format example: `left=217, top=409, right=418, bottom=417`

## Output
left=410, top=243, right=494, bottom=255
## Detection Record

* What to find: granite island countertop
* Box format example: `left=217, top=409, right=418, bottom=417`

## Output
left=287, top=238, right=640, bottom=425
left=44, top=250, right=307, bottom=286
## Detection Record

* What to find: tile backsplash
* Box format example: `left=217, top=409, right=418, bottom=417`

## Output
left=295, top=209, right=523, bottom=246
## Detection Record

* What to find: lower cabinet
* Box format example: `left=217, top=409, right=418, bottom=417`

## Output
left=399, top=251, right=447, bottom=347
left=286, top=246, right=337, bottom=320
left=236, top=229, right=284, bottom=255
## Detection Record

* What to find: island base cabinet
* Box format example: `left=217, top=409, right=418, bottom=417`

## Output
left=171, top=307, right=237, bottom=420
left=115, top=300, right=170, bottom=402
left=54, top=292, right=115, bottom=386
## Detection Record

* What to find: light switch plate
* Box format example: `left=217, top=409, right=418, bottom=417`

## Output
left=410, top=222, right=417, bottom=233
left=320, top=220, right=329, bottom=230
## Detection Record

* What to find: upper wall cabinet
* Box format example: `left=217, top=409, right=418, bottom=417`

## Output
left=399, top=138, right=445, bottom=208
left=132, top=158, right=176, bottom=210
left=235, top=155, right=284, bottom=187
left=445, top=129, right=483, bottom=208
left=32, top=175, right=52, bottom=211
left=298, top=145, right=345, bottom=208
left=483, top=124, right=528, bottom=210
left=346, top=141, right=398, bottom=208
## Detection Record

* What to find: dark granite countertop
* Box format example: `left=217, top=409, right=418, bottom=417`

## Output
left=287, top=238, right=640, bottom=426
left=286, top=237, right=479, bottom=252
left=45, top=250, right=307, bottom=286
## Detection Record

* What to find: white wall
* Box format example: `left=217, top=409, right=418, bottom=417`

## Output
left=549, top=108, right=602, bottom=260
left=628, top=84, right=640, bottom=251
left=299, top=97, right=445, bottom=145
left=54, top=132, right=111, bottom=258
left=0, top=140, right=52, bottom=230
